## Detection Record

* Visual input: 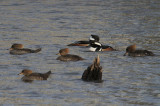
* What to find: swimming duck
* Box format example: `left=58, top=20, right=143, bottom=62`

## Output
left=18, top=69, right=51, bottom=82
left=89, top=41, right=115, bottom=52
left=56, top=48, right=84, bottom=61
left=124, top=44, right=154, bottom=56
left=67, top=34, right=99, bottom=46
left=9, top=43, right=41, bottom=55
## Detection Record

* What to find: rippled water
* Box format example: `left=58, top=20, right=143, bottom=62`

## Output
left=0, top=0, right=160, bottom=105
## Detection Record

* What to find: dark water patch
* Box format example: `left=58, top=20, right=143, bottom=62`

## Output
left=19, top=104, right=33, bottom=106
left=0, top=65, right=9, bottom=69
left=0, top=3, right=25, bottom=6
left=12, top=63, right=23, bottom=66
left=53, top=36, right=69, bottom=38
left=62, top=72, right=80, bottom=75
left=45, top=10, right=64, bottom=14
left=22, top=91, right=40, bottom=97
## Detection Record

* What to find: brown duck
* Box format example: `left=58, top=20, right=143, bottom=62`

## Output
left=10, top=43, right=41, bottom=55
left=18, top=69, right=51, bottom=82
left=124, top=44, right=154, bottom=56
left=56, top=48, right=84, bottom=61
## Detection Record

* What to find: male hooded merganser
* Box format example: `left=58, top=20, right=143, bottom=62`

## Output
left=124, top=44, right=154, bottom=56
left=18, top=69, right=51, bottom=82
left=67, top=34, right=99, bottom=46
left=89, top=41, right=115, bottom=52
left=9, top=43, right=41, bottom=55
left=56, top=48, right=84, bottom=61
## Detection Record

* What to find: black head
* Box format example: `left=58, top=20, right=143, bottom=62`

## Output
left=89, top=35, right=99, bottom=42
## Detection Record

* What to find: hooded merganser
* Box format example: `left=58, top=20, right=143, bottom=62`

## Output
left=89, top=41, right=115, bottom=52
left=67, top=35, right=99, bottom=46
left=56, top=48, right=84, bottom=61
left=124, top=44, right=154, bottom=56
left=18, top=69, right=51, bottom=82
left=9, top=43, right=41, bottom=55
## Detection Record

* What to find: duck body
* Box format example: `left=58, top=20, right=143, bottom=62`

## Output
left=10, top=48, right=41, bottom=55
left=9, top=44, right=41, bottom=55
left=57, top=54, right=84, bottom=61
left=125, top=50, right=154, bottom=56
left=124, top=44, right=154, bottom=56
left=21, top=72, right=51, bottom=81
left=18, top=69, right=51, bottom=82
left=82, top=55, right=102, bottom=83
left=56, top=48, right=84, bottom=61
left=89, top=42, right=115, bottom=52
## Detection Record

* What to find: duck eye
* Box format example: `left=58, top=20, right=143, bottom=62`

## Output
left=126, top=48, right=129, bottom=51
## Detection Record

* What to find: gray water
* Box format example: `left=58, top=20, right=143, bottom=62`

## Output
left=0, top=0, right=160, bottom=105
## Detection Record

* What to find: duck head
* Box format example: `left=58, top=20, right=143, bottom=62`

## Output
left=124, top=44, right=136, bottom=56
left=89, top=35, right=99, bottom=42
left=10, top=44, right=24, bottom=50
left=56, top=48, right=69, bottom=55
left=18, top=69, right=33, bottom=76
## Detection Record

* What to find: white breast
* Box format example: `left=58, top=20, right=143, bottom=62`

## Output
left=89, top=47, right=96, bottom=51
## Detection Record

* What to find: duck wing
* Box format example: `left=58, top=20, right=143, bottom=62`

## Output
left=67, top=41, right=89, bottom=46
left=22, top=48, right=41, bottom=53
left=22, top=71, right=51, bottom=81
left=57, top=54, right=84, bottom=61
left=130, top=50, right=154, bottom=56
left=10, top=48, right=41, bottom=55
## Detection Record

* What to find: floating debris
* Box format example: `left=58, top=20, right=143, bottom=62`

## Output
left=82, top=55, right=103, bottom=83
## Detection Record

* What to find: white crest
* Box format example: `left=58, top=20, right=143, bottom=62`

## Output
left=89, top=36, right=95, bottom=41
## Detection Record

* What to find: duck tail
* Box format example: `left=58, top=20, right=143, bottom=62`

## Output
left=108, top=47, right=117, bottom=51
left=145, top=50, right=155, bottom=56
left=67, top=43, right=77, bottom=46
left=46, top=71, right=52, bottom=75
left=33, top=48, right=41, bottom=53
left=80, top=57, right=85, bottom=60
left=113, top=48, right=118, bottom=51
left=109, top=46, right=117, bottom=51
left=43, top=71, right=51, bottom=80
left=67, top=43, right=73, bottom=46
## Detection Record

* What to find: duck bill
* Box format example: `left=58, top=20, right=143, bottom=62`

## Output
left=56, top=53, right=60, bottom=55
left=18, top=72, right=23, bottom=75
left=123, top=52, right=128, bottom=56
left=9, top=48, right=13, bottom=50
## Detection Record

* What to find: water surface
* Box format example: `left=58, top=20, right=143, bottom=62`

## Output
left=0, top=0, right=160, bottom=105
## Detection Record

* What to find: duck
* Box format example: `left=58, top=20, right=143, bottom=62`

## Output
left=89, top=41, right=115, bottom=52
left=56, top=48, right=84, bottom=61
left=82, top=55, right=103, bottom=83
left=67, top=34, right=99, bottom=46
left=9, top=43, right=41, bottom=55
left=124, top=44, right=154, bottom=56
left=18, top=69, right=51, bottom=82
